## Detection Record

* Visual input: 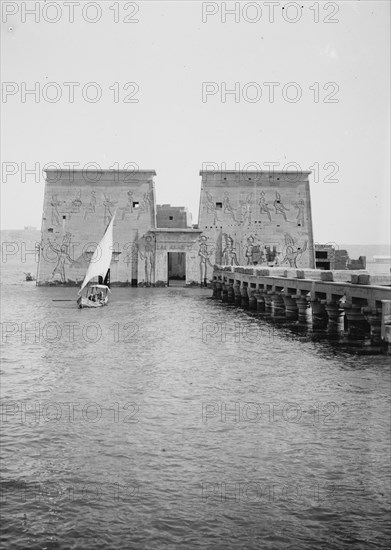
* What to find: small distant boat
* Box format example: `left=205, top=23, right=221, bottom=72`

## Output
left=77, top=212, right=116, bottom=309
left=24, top=272, right=35, bottom=282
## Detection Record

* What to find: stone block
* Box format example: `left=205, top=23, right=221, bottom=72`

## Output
left=321, top=271, right=333, bottom=282
left=268, top=268, right=287, bottom=277
left=358, top=274, right=371, bottom=285
left=301, top=269, right=323, bottom=280
left=332, top=270, right=361, bottom=283
left=284, top=269, right=297, bottom=279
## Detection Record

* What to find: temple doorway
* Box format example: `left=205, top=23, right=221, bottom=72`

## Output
left=167, top=252, right=186, bottom=286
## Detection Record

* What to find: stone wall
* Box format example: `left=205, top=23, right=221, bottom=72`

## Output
left=37, top=169, right=156, bottom=285
left=156, top=204, right=192, bottom=228
left=198, top=170, right=315, bottom=269
left=37, top=168, right=317, bottom=286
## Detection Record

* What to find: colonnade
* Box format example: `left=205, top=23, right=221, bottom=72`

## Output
left=211, top=270, right=391, bottom=349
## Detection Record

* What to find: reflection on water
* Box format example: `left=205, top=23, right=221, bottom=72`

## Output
left=1, top=282, right=390, bottom=549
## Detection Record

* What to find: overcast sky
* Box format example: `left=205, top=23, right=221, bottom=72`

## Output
left=1, top=0, right=390, bottom=244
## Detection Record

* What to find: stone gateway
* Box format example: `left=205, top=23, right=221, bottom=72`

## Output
left=36, top=168, right=315, bottom=286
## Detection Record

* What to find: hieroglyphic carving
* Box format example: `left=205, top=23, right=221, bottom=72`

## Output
left=258, top=191, right=272, bottom=221
left=244, top=235, right=256, bottom=265
left=139, top=234, right=155, bottom=285
left=49, top=195, right=62, bottom=225
left=204, top=191, right=220, bottom=224
left=103, top=194, right=117, bottom=226
left=240, top=192, right=253, bottom=225
left=222, top=191, right=236, bottom=221
left=282, top=234, right=307, bottom=267
left=120, top=190, right=134, bottom=220
left=222, top=234, right=239, bottom=266
left=46, top=232, right=74, bottom=283
left=70, top=190, right=82, bottom=213
left=84, top=191, right=97, bottom=220
left=198, top=235, right=215, bottom=285
left=137, top=190, right=154, bottom=221
left=294, top=199, right=305, bottom=227
left=243, top=234, right=266, bottom=265
left=274, top=192, right=290, bottom=221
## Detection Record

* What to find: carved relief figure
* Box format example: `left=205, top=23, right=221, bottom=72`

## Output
left=244, top=235, right=256, bottom=265
left=258, top=191, right=272, bottom=221
left=84, top=191, right=97, bottom=220
left=294, top=199, right=305, bottom=227
left=139, top=234, right=155, bottom=285
left=120, top=190, right=134, bottom=220
left=204, top=191, right=220, bottom=224
left=47, top=232, right=74, bottom=283
left=50, top=195, right=62, bottom=226
left=198, top=235, right=215, bottom=285
left=242, top=193, right=253, bottom=225
left=260, top=246, right=268, bottom=264
left=71, top=190, right=82, bottom=213
left=238, top=199, right=246, bottom=224
left=222, top=192, right=236, bottom=221
left=274, top=192, right=290, bottom=221
left=222, top=234, right=239, bottom=266
left=137, top=190, right=153, bottom=221
left=281, top=234, right=308, bottom=268
left=103, top=194, right=117, bottom=226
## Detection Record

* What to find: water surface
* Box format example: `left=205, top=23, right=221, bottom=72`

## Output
left=1, top=281, right=390, bottom=549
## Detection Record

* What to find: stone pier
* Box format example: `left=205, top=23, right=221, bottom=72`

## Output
left=212, top=266, right=391, bottom=351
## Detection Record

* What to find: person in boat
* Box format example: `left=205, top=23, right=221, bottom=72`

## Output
left=88, top=289, right=97, bottom=302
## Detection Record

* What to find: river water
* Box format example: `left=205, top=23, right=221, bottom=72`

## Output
left=1, top=274, right=390, bottom=549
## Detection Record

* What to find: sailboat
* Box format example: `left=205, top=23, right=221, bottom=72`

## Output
left=77, top=212, right=116, bottom=309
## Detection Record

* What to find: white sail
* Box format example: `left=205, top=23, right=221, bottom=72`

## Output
left=78, top=211, right=116, bottom=294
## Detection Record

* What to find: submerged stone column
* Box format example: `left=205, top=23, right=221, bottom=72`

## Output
left=221, top=281, right=228, bottom=303
left=272, top=292, right=285, bottom=318
left=294, top=294, right=311, bottom=323
left=233, top=281, right=241, bottom=306
left=325, top=301, right=345, bottom=333
left=343, top=304, right=369, bottom=340
left=256, top=289, right=266, bottom=313
left=215, top=281, right=222, bottom=301
left=240, top=285, right=249, bottom=308
left=227, top=283, right=235, bottom=304
left=211, top=280, right=217, bottom=299
left=248, top=288, right=257, bottom=310
left=363, top=307, right=382, bottom=345
left=311, top=299, right=328, bottom=330
left=381, top=300, right=391, bottom=347
left=264, top=292, right=274, bottom=315
left=282, top=294, right=298, bottom=320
